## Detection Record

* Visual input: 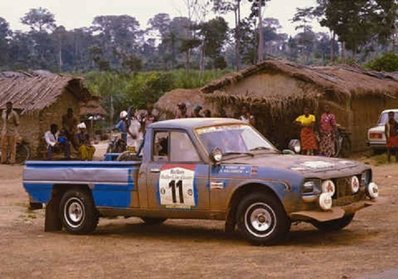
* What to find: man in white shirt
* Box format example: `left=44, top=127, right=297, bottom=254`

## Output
left=44, top=124, right=70, bottom=160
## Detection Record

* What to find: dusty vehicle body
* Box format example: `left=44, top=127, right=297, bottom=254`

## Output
left=367, top=109, right=398, bottom=152
left=23, top=118, right=379, bottom=245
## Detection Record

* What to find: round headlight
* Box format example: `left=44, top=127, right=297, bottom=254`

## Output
left=321, top=180, right=335, bottom=196
left=319, top=193, right=332, bottom=210
left=351, top=176, right=360, bottom=193
left=366, top=182, right=379, bottom=199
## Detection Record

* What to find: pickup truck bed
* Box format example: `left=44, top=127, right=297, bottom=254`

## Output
left=24, top=161, right=140, bottom=208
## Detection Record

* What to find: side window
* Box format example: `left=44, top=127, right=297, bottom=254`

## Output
left=170, top=132, right=201, bottom=162
left=153, top=132, right=169, bottom=161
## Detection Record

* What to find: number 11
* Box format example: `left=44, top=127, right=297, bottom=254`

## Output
left=168, top=180, right=184, bottom=203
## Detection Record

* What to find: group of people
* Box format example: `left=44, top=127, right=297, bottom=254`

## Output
left=115, top=106, right=157, bottom=152
left=174, top=102, right=256, bottom=127
left=44, top=108, right=95, bottom=161
left=294, top=105, right=338, bottom=156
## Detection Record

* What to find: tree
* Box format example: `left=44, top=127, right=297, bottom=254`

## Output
left=293, top=0, right=398, bottom=58
left=212, top=0, right=244, bottom=70
left=248, top=0, right=269, bottom=62
left=91, top=15, right=143, bottom=69
left=21, top=7, right=56, bottom=32
left=199, top=17, right=229, bottom=68
left=0, top=17, right=11, bottom=66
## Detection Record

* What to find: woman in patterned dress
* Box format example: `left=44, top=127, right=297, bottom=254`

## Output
left=295, top=107, right=318, bottom=155
left=319, top=105, right=337, bottom=157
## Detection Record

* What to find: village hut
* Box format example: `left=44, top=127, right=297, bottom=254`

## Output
left=155, top=60, right=398, bottom=151
left=0, top=71, right=105, bottom=158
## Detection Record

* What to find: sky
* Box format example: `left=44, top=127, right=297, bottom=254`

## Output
left=0, top=0, right=328, bottom=35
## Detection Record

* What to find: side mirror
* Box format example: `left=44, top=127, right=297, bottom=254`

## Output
left=210, top=148, right=223, bottom=165
left=288, top=139, right=301, bottom=154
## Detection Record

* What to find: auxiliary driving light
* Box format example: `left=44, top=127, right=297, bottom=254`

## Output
left=321, top=180, right=335, bottom=196
left=350, top=176, right=360, bottom=193
left=319, top=193, right=333, bottom=210
left=366, top=182, right=379, bottom=199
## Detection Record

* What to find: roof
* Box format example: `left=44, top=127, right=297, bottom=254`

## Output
left=0, top=71, right=91, bottom=114
left=201, top=59, right=398, bottom=99
left=149, top=118, right=244, bottom=130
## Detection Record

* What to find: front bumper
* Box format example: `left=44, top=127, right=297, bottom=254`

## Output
left=289, top=199, right=376, bottom=222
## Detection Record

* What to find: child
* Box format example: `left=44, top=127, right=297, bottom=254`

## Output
left=78, top=134, right=96, bottom=161
left=385, top=111, right=398, bottom=162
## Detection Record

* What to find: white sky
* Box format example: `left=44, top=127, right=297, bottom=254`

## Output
left=0, top=0, right=328, bottom=35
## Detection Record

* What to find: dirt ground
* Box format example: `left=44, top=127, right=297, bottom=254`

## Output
left=1, top=159, right=398, bottom=279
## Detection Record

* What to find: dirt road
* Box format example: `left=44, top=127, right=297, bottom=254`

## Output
left=1, top=163, right=398, bottom=279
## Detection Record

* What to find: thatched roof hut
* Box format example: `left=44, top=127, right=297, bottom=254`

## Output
left=0, top=71, right=105, bottom=158
left=156, top=60, right=398, bottom=151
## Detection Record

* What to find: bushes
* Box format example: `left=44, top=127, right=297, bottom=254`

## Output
left=365, top=52, right=398, bottom=72
left=83, top=69, right=229, bottom=121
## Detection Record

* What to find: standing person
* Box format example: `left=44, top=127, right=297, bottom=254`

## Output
left=239, top=105, right=256, bottom=126
left=62, top=108, right=78, bottom=150
left=191, top=105, right=203, bottom=117
left=295, top=107, right=318, bottom=155
left=115, top=110, right=128, bottom=143
left=385, top=111, right=398, bottom=163
left=44, top=123, right=71, bottom=160
left=175, top=102, right=189, bottom=119
left=319, top=104, right=337, bottom=157
left=1, top=101, right=20, bottom=164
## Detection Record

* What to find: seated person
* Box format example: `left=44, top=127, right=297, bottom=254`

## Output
left=78, top=134, right=96, bottom=161
left=44, top=124, right=71, bottom=160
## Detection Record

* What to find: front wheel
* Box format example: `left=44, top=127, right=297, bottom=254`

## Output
left=312, top=214, right=354, bottom=231
left=59, top=189, right=99, bottom=234
left=236, top=192, right=290, bottom=245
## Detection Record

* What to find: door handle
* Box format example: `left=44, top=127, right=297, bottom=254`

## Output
left=150, top=168, right=161, bottom=173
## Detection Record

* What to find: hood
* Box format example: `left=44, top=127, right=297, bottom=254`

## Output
left=368, top=125, right=385, bottom=133
left=223, top=153, right=368, bottom=177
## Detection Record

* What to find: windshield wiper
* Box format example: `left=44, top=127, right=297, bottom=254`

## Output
left=249, top=146, right=271, bottom=151
left=223, top=152, right=254, bottom=157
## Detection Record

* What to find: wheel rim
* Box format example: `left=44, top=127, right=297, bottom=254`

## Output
left=64, top=197, right=85, bottom=228
left=244, top=202, right=276, bottom=238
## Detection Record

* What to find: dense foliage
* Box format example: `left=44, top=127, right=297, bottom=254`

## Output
left=366, top=52, right=398, bottom=72
left=83, top=69, right=229, bottom=120
left=0, top=1, right=396, bottom=72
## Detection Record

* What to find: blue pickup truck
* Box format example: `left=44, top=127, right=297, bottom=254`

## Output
left=23, top=118, right=379, bottom=245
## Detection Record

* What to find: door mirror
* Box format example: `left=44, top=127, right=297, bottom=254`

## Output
left=288, top=139, right=301, bottom=154
left=210, top=148, right=223, bottom=165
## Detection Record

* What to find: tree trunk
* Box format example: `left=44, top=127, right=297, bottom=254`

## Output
left=235, top=1, right=241, bottom=71
left=257, top=0, right=264, bottom=63
left=330, top=31, right=335, bottom=62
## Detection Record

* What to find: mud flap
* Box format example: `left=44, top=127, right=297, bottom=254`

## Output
left=44, top=197, right=62, bottom=232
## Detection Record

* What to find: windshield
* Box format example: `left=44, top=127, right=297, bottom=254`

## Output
left=378, top=112, right=398, bottom=125
left=196, top=124, right=277, bottom=155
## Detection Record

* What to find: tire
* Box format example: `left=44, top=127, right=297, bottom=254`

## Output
left=16, top=144, right=30, bottom=164
left=236, top=192, right=290, bottom=246
left=141, top=217, right=167, bottom=225
left=339, top=135, right=351, bottom=158
left=312, top=214, right=354, bottom=231
left=59, top=189, right=99, bottom=234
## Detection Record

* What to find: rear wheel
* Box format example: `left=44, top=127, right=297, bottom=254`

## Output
left=236, top=192, right=290, bottom=245
left=141, top=217, right=167, bottom=225
left=59, top=189, right=99, bottom=234
left=312, top=214, right=354, bottom=231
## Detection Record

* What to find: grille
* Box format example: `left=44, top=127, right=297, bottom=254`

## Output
left=333, top=176, right=364, bottom=206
